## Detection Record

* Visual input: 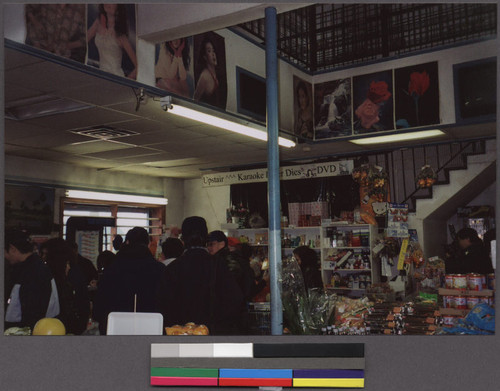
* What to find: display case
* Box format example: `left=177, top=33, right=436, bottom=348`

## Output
left=320, top=223, right=380, bottom=296
left=223, top=226, right=321, bottom=260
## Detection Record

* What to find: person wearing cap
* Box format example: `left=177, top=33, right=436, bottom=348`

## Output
left=94, top=227, right=168, bottom=335
left=162, top=217, right=244, bottom=335
left=4, top=229, right=60, bottom=330
left=207, top=231, right=254, bottom=301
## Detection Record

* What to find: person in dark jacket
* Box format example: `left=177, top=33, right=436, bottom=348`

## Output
left=445, top=227, right=494, bottom=275
left=293, top=245, right=323, bottom=293
left=94, top=227, right=167, bottom=335
left=44, top=238, right=90, bottom=335
left=207, top=231, right=255, bottom=303
left=4, top=229, right=59, bottom=330
left=162, top=217, right=244, bottom=335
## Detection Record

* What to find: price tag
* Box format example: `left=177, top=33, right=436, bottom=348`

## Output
left=397, top=238, right=409, bottom=270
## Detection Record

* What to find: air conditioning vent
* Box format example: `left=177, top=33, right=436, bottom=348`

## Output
left=70, top=126, right=138, bottom=140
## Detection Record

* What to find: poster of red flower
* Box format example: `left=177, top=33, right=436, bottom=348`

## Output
left=352, top=70, right=394, bottom=134
left=394, top=61, right=440, bottom=128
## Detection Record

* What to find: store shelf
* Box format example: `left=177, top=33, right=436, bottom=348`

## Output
left=438, top=308, right=470, bottom=316
left=325, top=286, right=367, bottom=291
left=323, top=246, right=370, bottom=250
left=438, top=288, right=494, bottom=297
left=322, top=268, right=372, bottom=272
left=320, top=223, right=380, bottom=297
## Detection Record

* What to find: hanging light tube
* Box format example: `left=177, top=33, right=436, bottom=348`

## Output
left=65, top=190, right=168, bottom=205
left=161, top=96, right=296, bottom=148
left=349, top=129, right=445, bottom=145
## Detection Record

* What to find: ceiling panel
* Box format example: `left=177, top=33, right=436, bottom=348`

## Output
left=6, top=129, right=96, bottom=148
left=3, top=48, right=496, bottom=181
left=52, top=140, right=136, bottom=155
left=21, top=107, right=136, bottom=131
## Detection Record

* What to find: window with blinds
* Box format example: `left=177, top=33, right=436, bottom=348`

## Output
left=62, top=202, right=163, bottom=252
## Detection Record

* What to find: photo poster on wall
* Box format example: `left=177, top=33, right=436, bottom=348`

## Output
left=292, top=76, right=314, bottom=140
left=4, top=184, right=55, bottom=235
left=454, top=57, right=497, bottom=121
left=193, top=31, right=228, bottom=110
left=394, top=61, right=440, bottom=129
left=313, top=78, right=352, bottom=140
left=155, top=37, right=195, bottom=99
left=86, top=4, right=138, bottom=80
left=24, top=4, right=87, bottom=63
left=352, top=70, right=394, bottom=134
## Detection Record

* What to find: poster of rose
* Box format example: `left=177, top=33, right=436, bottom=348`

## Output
left=394, top=61, right=440, bottom=128
left=313, top=78, right=352, bottom=139
left=352, top=70, right=394, bottom=134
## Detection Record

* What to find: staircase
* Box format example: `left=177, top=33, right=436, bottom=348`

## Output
left=412, top=139, right=496, bottom=258
left=365, top=139, right=493, bottom=212
left=365, top=138, right=496, bottom=258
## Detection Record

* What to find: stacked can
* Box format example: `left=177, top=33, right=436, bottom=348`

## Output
left=467, top=273, right=483, bottom=291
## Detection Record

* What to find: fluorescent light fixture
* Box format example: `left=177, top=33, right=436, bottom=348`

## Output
left=65, top=190, right=168, bottom=205
left=349, top=129, right=445, bottom=145
left=162, top=98, right=295, bottom=148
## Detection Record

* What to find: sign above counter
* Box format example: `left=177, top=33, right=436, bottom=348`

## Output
left=202, top=160, right=354, bottom=187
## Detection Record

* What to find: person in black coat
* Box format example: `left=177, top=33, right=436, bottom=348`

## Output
left=94, top=227, right=167, bottom=335
left=44, top=238, right=90, bottom=335
left=4, top=229, right=57, bottom=330
left=161, top=217, right=245, bottom=335
left=293, top=245, right=323, bottom=293
left=445, top=227, right=494, bottom=275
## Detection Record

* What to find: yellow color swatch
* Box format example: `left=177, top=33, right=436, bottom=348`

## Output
left=293, top=378, right=364, bottom=388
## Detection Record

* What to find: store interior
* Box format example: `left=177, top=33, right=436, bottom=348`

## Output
left=3, top=4, right=497, bottom=337
left=2, top=4, right=499, bottom=391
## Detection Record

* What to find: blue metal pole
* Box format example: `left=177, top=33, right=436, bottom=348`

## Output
left=265, top=6, right=283, bottom=335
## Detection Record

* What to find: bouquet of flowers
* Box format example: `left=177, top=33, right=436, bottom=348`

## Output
left=228, top=204, right=250, bottom=218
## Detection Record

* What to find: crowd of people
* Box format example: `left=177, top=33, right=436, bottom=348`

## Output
left=4, top=216, right=278, bottom=336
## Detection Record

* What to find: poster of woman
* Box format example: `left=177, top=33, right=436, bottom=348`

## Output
left=293, top=76, right=314, bottom=140
left=394, top=61, right=440, bottom=128
left=193, top=31, right=228, bottom=110
left=86, top=4, right=137, bottom=80
left=352, top=70, right=394, bottom=134
left=313, top=78, right=352, bottom=139
left=24, top=4, right=86, bottom=63
left=155, top=37, right=194, bottom=98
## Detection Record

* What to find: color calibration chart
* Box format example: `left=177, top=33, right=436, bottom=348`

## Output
left=151, top=343, right=365, bottom=388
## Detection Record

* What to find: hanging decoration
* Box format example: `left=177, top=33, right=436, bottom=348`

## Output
left=416, top=164, right=437, bottom=188
left=352, top=163, right=389, bottom=202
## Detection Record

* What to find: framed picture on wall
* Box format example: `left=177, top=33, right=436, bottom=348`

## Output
left=394, top=61, right=440, bottom=129
left=86, top=4, right=138, bottom=79
left=24, top=4, right=87, bottom=63
left=454, top=57, right=497, bottom=122
left=154, top=37, right=195, bottom=99
left=313, top=78, right=352, bottom=140
left=5, top=184, right=55, bottom=234
left=293, top=76, right=314, bottom=140
left=193, top=31, right=228, bottom=110
left=352, top=70, right=394, bottom=134
left=236, top=67, right=266, bottom=122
